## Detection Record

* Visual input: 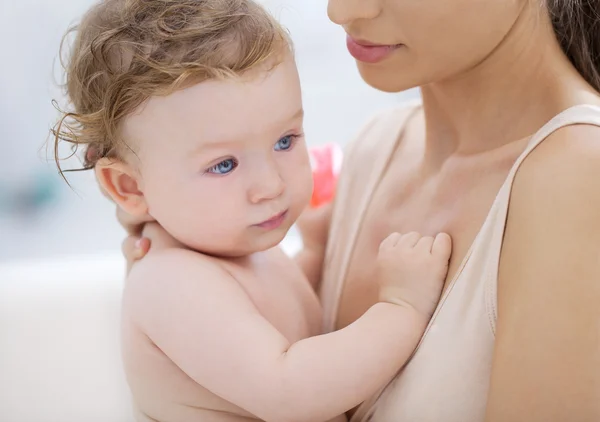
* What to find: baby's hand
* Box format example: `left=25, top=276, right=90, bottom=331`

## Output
left=377, top=232, right=452, bottom=319
left=122, top=222, right=183, bottom=273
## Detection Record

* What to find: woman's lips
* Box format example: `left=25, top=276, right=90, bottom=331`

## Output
left=346, top=35, right=402, bottom=64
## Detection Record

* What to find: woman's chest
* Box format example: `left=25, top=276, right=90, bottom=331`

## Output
left=334, top=152, right=515, bottom=330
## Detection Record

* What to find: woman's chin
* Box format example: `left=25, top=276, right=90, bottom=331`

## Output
left=356, top=63, right=420, bottom=93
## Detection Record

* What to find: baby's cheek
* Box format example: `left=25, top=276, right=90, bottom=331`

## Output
left=291, top=165, right=314, bottom=210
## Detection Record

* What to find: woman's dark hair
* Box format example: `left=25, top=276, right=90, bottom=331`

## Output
left=548, top=0, right=600, bottom=91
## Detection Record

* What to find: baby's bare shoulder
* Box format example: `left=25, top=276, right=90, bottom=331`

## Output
left=129, top=248, right=227, bottom=284
left=123, top=249, right=243, bottom=316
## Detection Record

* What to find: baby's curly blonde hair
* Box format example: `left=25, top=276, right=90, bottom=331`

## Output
left=52, top=0, right=291, bottom=175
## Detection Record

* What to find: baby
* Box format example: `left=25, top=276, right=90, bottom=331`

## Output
left=53, top=1, right=451, bottom=421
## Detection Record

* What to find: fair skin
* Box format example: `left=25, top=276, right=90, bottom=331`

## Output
left=124, top=1, right=600, bottom=420
left=105, top=55, right=452, bottom=422
left=326, top=0, right=600, bottom=420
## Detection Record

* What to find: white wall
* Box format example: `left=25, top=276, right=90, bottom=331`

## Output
left=0, top=0, right=418, bottom=262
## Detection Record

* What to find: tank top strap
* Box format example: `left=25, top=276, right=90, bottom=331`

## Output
left=479, top=104, right=600, bottom=331
left=507, top=104, right=600, bottom=184
left=351, top=104, right=600, bottom=422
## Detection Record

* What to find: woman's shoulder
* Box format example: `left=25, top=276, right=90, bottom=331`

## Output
left=490, top=120, right=600, bottom=418
left=498, top=119, right=600, bottom=320
left=511, top=120, right=600, bottom=213
left=502, top=119, right=600, bottom=271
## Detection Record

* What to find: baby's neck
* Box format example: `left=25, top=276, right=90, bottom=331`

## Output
left=199, top=247, right=274, bottom=269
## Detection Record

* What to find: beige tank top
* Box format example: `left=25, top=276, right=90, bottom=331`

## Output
left=319, top=103, right=600, bottom=422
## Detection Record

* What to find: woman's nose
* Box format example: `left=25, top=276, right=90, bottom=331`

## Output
left=328, top=0, right=381, bottom=26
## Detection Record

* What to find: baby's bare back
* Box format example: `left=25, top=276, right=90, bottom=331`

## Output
left=121, top=247, right=324, bottom=422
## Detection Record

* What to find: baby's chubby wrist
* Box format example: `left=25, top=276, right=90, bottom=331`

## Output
left=379, top=286, right=436, bottom=324
left=373, top=301, right=430, bottom=340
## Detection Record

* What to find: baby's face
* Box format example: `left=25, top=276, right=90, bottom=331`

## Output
left=123, top=56, right=312, bottom=256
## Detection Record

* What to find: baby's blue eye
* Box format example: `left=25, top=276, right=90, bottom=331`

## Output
left=274, top=135, right=295, bottom=151
left=207, top=159, right=237, bottom=175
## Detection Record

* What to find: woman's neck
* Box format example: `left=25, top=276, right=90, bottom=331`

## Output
left=420, top=5, right=599, bottom=157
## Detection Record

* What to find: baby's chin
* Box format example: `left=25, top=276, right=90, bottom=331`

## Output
left=187, top=225, right=291, bottom=258
left=237, top=226, right=291, bottom=255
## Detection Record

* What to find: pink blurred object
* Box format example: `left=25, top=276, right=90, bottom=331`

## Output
left=308, top=143, right=343, bottom=208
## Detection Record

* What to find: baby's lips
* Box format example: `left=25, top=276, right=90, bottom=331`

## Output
left=308, top=143, right=343, bottom=208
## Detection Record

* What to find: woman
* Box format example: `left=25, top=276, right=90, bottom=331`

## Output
left=124, top=0, right=600, bottom=420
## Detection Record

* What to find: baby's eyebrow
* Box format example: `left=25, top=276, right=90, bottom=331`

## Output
left=284, top=108, right=304, bottom=122
left=266, top=107, right=304, bottom=131
left=190, top=138, right=240, bottom=155
left=190, top=108, right=304, bottom=155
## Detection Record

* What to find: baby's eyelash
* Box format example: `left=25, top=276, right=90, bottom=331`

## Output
left=282, top=133, right=304, bottom=145
left=205, top=158, right=238, bottom=175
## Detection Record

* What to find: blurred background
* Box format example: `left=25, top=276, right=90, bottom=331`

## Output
left=0, top=0, right=418, bottom=263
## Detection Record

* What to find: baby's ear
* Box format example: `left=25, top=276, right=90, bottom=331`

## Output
left=95, top=157, right=148, bottom=217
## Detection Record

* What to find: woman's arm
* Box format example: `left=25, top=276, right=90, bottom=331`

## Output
left=295, top=202, right=333, bottom=289
left=485, top=125, right=600, bottom=422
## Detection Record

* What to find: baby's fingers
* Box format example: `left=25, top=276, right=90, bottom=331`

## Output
left=431, top=233, right=452, bottom=259
left=398, top=231, right=421, bottom=248
left=415, top=236, right=435, bottom=253
left=379, top=232, right=402, bottom=252
left=122, top=236, right=151, bottom=274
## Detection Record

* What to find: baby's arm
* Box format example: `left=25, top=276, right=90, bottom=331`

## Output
left=126, top=233, right=449, bottom=422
